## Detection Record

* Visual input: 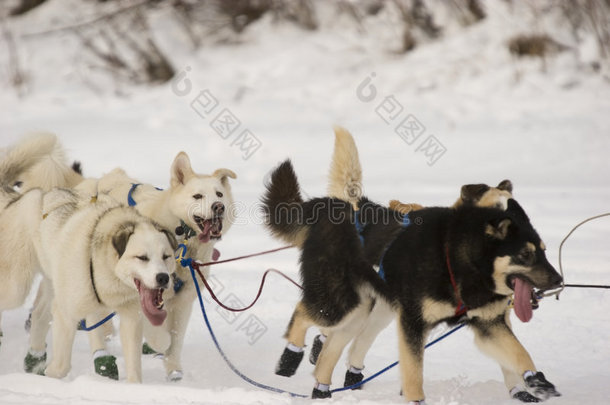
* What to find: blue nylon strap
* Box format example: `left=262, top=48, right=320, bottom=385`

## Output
left=127, top=183, right=140, bottom=206
left=378, top=213, right=411, bottom=282
left=79, top=312, right=116, bottom=332
left=354, top=210, right=365, bottom=245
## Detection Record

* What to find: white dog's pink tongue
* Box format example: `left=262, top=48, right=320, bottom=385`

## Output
left=198, top=221, right=212, bottom=243
left=138, top=286, right=167, bottom=326
left=212, top=248, right=220, bottom=261
left=513, top=278, right=534, bottom=323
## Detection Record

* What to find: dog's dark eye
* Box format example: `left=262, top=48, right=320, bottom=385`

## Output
left=518, top=250, right=535, bottom=265
left=136, top=255, right=149, bottom=262
left=193, top=194, right=203, bottom=200
left=216, top=191, right=223, bottom=198
left=162, top=254, right=171, bottom=261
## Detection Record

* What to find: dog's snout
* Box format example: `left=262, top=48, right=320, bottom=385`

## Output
left=549, top=271, right=563, bottom=289
left=212, top=201, right=225, bottom=216
left=156, top=273, right=170, bottom=287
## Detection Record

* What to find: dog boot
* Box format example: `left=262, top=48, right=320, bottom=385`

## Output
left=275, top=344, right=304, bottom=377
left=142, top=342, right=158, bottom=355
left=93, top=350, right=118, bottom=380
left=524, top=371, right=561, bottom=400
left=24, top=350, right=46, bottom=375
left=343, top=366, right=364, bottom=389
left=510, top=386, right=541, bottom=403
left=167, top=370, right=183, bottom=382
left=309, top=334, right=325, bottom=365
left=311, top=383, right=332, bottom=399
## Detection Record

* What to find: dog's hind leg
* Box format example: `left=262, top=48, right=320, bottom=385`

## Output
left=312, top=303, right=370, bottom=398
left=344, top=299, right=394, bottom=388
left=397, top=309, right=427, bottom=403
left=276, top=301, right=314, bottom=377
left=87, top=311, right=119, bottom=380
left=347, top=299, right=394, bottom=369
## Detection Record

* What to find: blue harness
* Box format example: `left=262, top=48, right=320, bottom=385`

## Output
left=354, top=209, right=411, bottom=281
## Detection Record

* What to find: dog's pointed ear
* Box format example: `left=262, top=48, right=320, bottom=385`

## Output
left=485, top=218, right=511, bottom=240
left=497, top=179, right=513, bottom=194
left=213, top=168, right=237, bottom=185
left=113, top=223, right=135, bottom=258
left=171, top=152, right=195, bottom=187
left=507, top=198, right=530, bottom=222
left=460, top=184, right=489, bottom=205
left=155, top=224, right=178, bottom=251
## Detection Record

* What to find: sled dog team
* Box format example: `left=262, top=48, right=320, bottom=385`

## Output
left=0, top=129, right=562, bottom=404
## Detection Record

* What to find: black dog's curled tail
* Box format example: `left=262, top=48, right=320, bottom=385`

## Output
left=261, top=160, right=308, bottom=247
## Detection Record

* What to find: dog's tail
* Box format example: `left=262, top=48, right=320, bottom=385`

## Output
left=262, top=160, right=308, bottom=247
left=0, top=132, right=83, bottom=192
left=327, top=126, right=362, bottom=210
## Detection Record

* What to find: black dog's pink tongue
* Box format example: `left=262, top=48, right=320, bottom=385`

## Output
left=138, top=286, right=167, bottom=326
left=513, top=278, right=534, bottom=323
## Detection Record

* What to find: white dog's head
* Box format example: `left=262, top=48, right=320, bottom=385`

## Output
left=168, top=152, right=236, bottom=244
left=112, top=221, right=177, bottom=326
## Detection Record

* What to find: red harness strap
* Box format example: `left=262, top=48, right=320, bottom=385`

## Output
left=445, top=244, right=468, bottom=317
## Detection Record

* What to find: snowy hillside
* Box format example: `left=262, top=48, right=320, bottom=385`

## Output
left=1, top=0, right=609, bottom=404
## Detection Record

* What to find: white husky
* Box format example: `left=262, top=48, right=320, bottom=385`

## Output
left=75, top=151, right=237, bottom=381
left=0, top=155, right=177, bottom=382
left=0, top=133, right=84, bottom=346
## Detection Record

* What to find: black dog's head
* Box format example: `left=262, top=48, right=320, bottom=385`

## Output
left=486, top=199, right=563, bottom=294
left=482, top=199, right=562, bottom=321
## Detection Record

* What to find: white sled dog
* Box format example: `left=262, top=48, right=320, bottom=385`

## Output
left=74, top=152, right=237, bottom=381
left=0, top=133, right=84, bottom=347
left=0, top=148, right=177, bottom=382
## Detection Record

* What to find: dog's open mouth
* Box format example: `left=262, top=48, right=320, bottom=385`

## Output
left=507, top=275, right=539, bottom=323
left=134, top=279, right=167, bottom=326
left=194, top=215, right=223, bottom=243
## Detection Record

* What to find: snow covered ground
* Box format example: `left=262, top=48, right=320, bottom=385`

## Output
left=1, top=1, right=609, bottom=404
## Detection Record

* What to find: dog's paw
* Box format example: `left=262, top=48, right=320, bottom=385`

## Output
left=275, top=346, right=304, bottom=377
left=524, top=371, right=561, bottom=400
left=94, top=354, right=119, bottom=380
left=24, top=351, right=46, bottom=375
left=167, top=370, right=183, bottom=382
left=311, top=388, right=332, bottom=399
left=309, top=335, right=324, bottom=365
left=511, top=387, right=541, bottom=403
left=343, top=369, right=364, bottom=389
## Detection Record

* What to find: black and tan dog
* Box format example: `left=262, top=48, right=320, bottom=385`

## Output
left=274, top=128, right=517, bottom=393
left=263, top=159, right=562, bottom=404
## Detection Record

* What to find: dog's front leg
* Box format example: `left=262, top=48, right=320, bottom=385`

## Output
left=472, top=315, right=560, bottom=401
left=118, top=307, right=143, bottom=383
left=45, top=299, right=77, bottom=379
left=397, top=310, right=427, bottom=403
left=163, top=288, right=195, bottom=381
left=28, top=278, right=53, bottom=353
